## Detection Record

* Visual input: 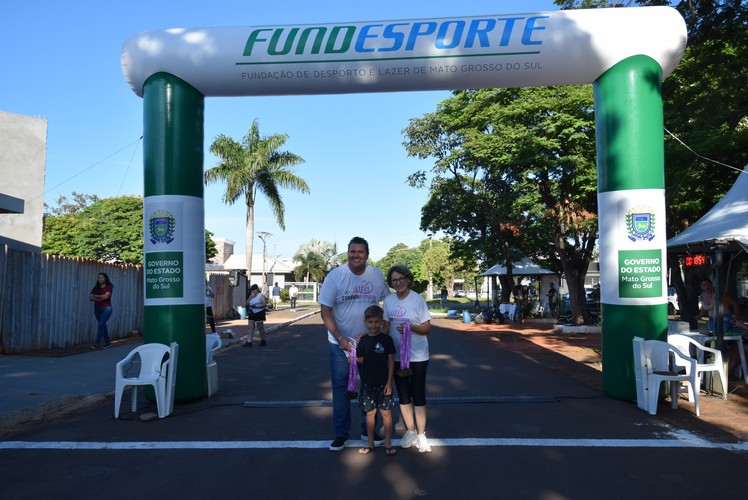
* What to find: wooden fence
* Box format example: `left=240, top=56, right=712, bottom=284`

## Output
left=206, top=271, right=247, bottom=322
left=0, top=246, right=143, bottom=353
left=0, top=245, right=249, bottom=354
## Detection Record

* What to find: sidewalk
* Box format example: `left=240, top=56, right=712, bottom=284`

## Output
left=0, top=304, right=318, bottom=436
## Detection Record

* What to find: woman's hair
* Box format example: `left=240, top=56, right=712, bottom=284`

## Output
left=249, top=284, right=260, bottom=292
left=387, top=264, right=413, bottom=287
left=96, top=272, right=113, bottom=288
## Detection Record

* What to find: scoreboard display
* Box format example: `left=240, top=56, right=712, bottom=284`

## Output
left=684, top=254, right=708, bottom=267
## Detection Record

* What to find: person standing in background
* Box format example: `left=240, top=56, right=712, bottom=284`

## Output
left=272, top=282, right=281, bottom=310
left=244, top=284, right=268, bottom=347
left=289, top=283, right=299, bottom=312
left=90, top=273, right=114, bottom=350
left=547, top=282, right=557, bottom=318
left=205, top=283, right=216, bottom=334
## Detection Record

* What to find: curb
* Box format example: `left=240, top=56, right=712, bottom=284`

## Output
left=0, top=394, right=109, bottom=438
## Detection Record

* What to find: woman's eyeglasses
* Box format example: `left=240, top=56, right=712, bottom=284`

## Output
left=391, top=277, right=407, bottom=284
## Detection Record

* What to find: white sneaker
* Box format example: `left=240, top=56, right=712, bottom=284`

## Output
left=399, top=430, right=418, bottom=449
left=417, top=433, right=431, bottom=453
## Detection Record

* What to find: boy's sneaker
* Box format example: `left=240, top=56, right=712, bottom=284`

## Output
left=399, top=430, right=418, bottom=449
left=90, top=345, right=100, bottom=350
left=329, top=436, right=347, bottom=451
left=103, top=343, right=111, bottom=349
left=417, top=433, right=432, bottom=453
left=360, top=432, right=385, bottom=445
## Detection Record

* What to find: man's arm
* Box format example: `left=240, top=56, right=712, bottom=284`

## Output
left=321, top=304, right=351, bottom=350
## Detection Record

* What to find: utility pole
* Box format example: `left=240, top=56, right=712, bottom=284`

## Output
left=258, top=231, right=271, bottom=287
left=427, top=233, right=433, bottom=300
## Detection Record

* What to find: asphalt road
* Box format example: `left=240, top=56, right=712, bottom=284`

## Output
left=1, top=315, right=746, bottom=500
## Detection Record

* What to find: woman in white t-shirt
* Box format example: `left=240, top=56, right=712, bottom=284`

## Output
left=383, top=264, right=432, bottom=453
left=244, top=284, right=268, bottom=347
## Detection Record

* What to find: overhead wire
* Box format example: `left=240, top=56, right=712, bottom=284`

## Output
left=2, top=136, right=144, bottom=216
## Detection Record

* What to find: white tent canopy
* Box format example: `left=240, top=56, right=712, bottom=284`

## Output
left=667, top=166, right=748, bottom=254
left=481, top=258, right=556, bottom=277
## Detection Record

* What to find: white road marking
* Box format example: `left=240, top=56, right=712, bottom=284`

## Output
left=2, top=436, right=746, bottom=451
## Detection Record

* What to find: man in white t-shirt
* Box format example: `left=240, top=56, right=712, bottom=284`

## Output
left=319, top=236, right=390, bottom=451
left=289, top=283, right=299, bottom=311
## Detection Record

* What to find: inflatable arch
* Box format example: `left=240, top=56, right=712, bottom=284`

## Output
left=122, top=6, right=687, bottom=400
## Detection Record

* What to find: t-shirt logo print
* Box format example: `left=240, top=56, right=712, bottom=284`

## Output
left=374, top=341, right=385, bottom=354
left=389, top=305, right=407, bottom=320
left=343, top=280, right=377, bottom=302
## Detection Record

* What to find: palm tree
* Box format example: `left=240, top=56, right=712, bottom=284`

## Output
left=296, top=239, right=340, bottom=272
left=204, top=119, right=309, bottom=274
left=293, top=250, right=326, bottom=283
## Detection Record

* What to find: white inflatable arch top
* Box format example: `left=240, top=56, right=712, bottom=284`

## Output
left=121, top=6, right=686, bottom=97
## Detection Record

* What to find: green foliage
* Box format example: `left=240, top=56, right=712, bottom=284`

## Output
left=205, top=229, right=217, bottom=262
left=293, top=249, right=327, bottom=282
left=43, top=195, right=143, bottom=264
left=662, top=0, right=748, bottom=235
left=420, top=239, right=464, bottom=292
left=403, top=85, right=598, bottom=316
left=376, top=243, right=427, bottom=291
left=45, top=192, right=99, bottom=217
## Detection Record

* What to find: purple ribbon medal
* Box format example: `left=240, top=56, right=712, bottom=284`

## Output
left=346, top=338, right=359, bottom=400
left=398, top=322, right=412, bottom=377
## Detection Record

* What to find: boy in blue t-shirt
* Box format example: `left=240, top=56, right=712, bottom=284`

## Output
left=356, top=305, right=396, bottom=456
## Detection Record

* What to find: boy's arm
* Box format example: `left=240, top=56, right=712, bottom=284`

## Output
left=384, top=353, right=395, bottom=394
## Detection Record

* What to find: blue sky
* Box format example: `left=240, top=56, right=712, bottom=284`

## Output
left=1, top=0, right=559, bottom=261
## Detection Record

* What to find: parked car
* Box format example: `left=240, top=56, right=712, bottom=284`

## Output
left=667, top=287, right=679, bottom=314
left=455, top=290, right=467, bottom=298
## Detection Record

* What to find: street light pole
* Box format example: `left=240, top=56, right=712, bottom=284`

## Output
left=258, top=231, right=271, bottom=287
left=427, top=233, right=433, bottom=300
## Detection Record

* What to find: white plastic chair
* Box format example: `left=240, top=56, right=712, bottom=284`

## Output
left=206, top=334, right=221, bottom=396
left=633, top=337, right=700, bottom=416
left=114, top=342, right=178, bottom=419
left=206, top=333, right=222, bottom=363
left=668, top=333, right=727, bottom=400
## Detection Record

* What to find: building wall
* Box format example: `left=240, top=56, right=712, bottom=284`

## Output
left=0, top=110, right=47, bottom=253
left=210, top=238, right=235, bottom=265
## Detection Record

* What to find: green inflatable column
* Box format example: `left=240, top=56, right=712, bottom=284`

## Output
left=142, top=72, right=206, bottom=400
left=594, top=55, right=669, bottom=401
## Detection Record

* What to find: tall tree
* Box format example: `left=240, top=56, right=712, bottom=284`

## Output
left=204, top=119, right=309, bottom=274
left=376, top=243, right=428, bottom=293
left=205, top=230, right=218, bottom=262
left=43, top=195, right=143, bottom=264
left=45, top=192, right=99, bottom=217
left=295, top=239, right=340, bottom=272
left=75, top=196, right=144, bottom=264
left=404, top=86, right=598, bottom=322
left=555, top=0, right=748, bottom=320
left=293, top=250, right=326, bottom=283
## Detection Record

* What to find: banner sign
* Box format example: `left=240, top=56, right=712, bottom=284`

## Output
left=598, top=189, right=667, bottom=306
left=143, top=195, right=204, bottom=305
left=122, top=6, right=686, bottom=97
